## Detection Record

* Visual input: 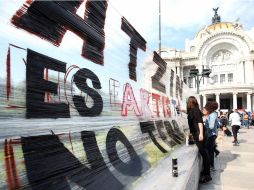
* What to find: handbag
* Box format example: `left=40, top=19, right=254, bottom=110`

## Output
left=188, top=134, right=195, bottom=145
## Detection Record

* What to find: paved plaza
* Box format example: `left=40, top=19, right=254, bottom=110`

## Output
left=199, top=127, right=254, bottom=190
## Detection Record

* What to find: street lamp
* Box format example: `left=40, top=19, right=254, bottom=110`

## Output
left=189, top=68, right=211, bottom=94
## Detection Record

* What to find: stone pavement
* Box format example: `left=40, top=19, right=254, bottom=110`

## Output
left=199, top=126, right=254, bottom=190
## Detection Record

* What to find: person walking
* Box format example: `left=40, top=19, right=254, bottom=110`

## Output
left=180, top=96, right=211, bottom=183
left=203, top=102, right=219, bottom=170
left=229, top=109, right=241, bottom=145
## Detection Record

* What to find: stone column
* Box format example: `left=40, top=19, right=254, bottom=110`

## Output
left=247, top=92, right=252, bottom=111
left=179, top=66, right=183, bottom=80
left=233, top=92, right=238, bottom=109
left=193, top=77, right=196, bottom=88
left=216, top=93, right=220, bottom=109
left=203, top=94, right=207, bottom=107
left=252, top=94, right=254, bottom=112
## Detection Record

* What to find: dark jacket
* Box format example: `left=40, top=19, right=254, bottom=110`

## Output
left=187, top=107, right=206, bottom=138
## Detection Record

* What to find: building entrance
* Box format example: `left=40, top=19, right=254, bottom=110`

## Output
left=237, top=97, right=243, bottom=109
left=220, top=99, right=230, bottom=109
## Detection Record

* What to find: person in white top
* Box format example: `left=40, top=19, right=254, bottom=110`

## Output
left=229, top=109, right=241, bottom=145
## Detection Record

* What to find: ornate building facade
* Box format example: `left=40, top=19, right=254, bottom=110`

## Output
left=161, top=9, right=254, bottom=111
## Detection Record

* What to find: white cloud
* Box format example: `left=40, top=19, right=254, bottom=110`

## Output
left=108, top=0, right=158, bottom=34
left=109, top=0, right=254, bottom=33
left=105, top=0, right=254, bottom=50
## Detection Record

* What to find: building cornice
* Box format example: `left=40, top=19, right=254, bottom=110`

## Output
left=199, top=83, right=254, bottom=94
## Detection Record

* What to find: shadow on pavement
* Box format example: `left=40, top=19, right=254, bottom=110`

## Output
left=198, top=150, right=239, bottom=190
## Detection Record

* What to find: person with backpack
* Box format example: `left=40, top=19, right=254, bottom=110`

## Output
left=219, top=112, right=227, bottom=128
left=243, top=110, right=249, bottom=129
left=220, top=112, right=232, bottom=136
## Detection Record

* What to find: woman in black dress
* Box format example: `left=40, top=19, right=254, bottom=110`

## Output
left=184, top=96, right=212, bottom=183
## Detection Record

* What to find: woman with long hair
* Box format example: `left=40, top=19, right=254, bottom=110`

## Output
left=203, top=101, right=219, bottom=170
left=181, top=96, right=211, bottom=183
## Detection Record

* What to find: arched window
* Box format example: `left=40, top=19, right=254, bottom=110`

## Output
left=190, top=46, right=196, bottom=52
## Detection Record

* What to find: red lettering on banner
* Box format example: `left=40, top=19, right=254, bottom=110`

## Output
left=152, top=93, right=160, bottom=117
left=140, top=88, right=152, bottom=118
left=121, top=83, right=141, bottom=116
left=165, top=97, right=171, bottom=117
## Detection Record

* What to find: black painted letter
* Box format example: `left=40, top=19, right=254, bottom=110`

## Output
left=21, top=133, right=123, bottom=190
left=73, top=68, right=103, bottom=116
left=12, top=1, right=108, bottom=65
left=26, top=49, right=70, bottom=118
left=151, top=51, right=167, bottom=93
left=106, top=128, right=142, bottom=176
left=140, top=121, right=167, bottom=153
left=121, top=17, right=146, bottom=81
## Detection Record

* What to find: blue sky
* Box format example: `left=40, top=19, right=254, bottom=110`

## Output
left=110, top=0, right=254, bottom=50
left=160, top=0, right=254, bottom=49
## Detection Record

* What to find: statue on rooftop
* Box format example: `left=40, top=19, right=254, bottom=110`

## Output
left=212, top=7, right=221, bottom=24
left=213, top=7, right=219, bottom=15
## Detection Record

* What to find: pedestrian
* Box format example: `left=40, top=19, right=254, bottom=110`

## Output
left=229, top=109, right=241, bottom=145
left=220, top=112, right=232, bottom=136
left=179, top=96, right=212, bottom=183
left=243, top=110, right=249, bottom=129
left=203, top=102, right=219, bottom=170
left=251, top=111, right=254, bottom=126
left=248, top=111, right=252, bottom=128
left=220, top=112, right=227, bottom=129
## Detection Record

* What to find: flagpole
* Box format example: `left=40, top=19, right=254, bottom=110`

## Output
left=159, top=0, right=161, bottom=55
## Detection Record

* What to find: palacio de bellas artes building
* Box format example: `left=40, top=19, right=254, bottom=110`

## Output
left=161, top=8, right=254, bottom=112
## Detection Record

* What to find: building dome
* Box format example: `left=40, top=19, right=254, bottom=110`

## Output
left=196, top=22, right=243, bottom=40
left=208, top=22, right=235, bottom=30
